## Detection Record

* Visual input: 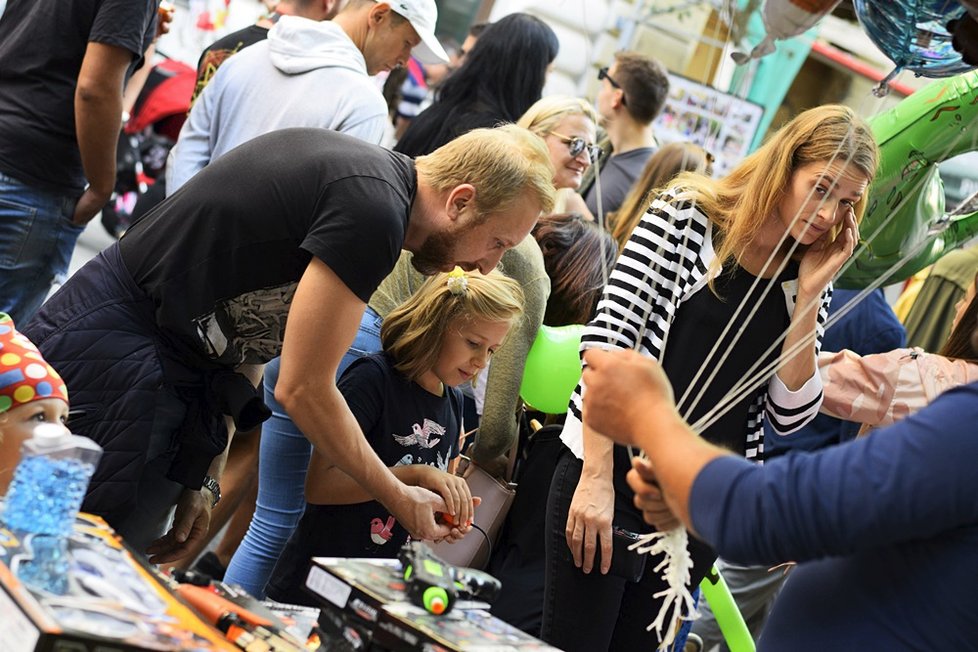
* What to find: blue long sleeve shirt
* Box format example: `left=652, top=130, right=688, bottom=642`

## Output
left=690, top=382, right=978, bottom=650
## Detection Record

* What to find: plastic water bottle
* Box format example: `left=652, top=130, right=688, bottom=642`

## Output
left=2, top=424, right=102, bottom=536
left=2, top=424, right=102, bottom=594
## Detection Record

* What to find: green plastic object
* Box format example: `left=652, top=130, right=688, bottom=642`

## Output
left=519, top=324, right=585, bottom=414
left=700, top=564, right=755, bottom=652
left=423, top=586, right=449, bottom=615
left=838, top=70, right=978, bottom=289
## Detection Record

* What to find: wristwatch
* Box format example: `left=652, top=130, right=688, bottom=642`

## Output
left=201, top=475, right=221, bottom=508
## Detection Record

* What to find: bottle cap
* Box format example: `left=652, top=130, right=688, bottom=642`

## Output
left=31, top=423, right=69, bottom=447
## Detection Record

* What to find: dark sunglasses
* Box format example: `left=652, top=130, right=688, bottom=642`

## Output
left=598, top=66, right=627, bottom=106
left=550, top=131, right=603, bottom=163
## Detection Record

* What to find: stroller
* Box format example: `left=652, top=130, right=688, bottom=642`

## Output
left=101, top=57, right=195, bottom=238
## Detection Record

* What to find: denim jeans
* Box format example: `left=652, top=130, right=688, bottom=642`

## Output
left=224, top=306, right=384, bottom=597
left=540, top=447, right=716, bottom=652
left=0, top=171, right=84, bottom=323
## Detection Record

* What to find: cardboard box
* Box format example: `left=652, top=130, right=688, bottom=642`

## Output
left=0, top=512, right=235, bottom=652
left=306, top=557, right=561, bottom=652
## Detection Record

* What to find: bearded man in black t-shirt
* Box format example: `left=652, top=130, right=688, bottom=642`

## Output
left=25, top=125, right=555, bottom=562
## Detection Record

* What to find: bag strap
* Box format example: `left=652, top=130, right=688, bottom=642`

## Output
left=503, top=433, right=519, bottom=485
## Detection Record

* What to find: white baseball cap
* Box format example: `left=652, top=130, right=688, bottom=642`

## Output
left=380, top=0, right=449, bottom=64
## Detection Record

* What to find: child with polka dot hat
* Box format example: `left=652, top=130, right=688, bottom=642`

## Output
left=0, top=312, right=70, bottom=493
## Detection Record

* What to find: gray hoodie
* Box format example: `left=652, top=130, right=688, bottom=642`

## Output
left=168, top=16, right=388, bottom=194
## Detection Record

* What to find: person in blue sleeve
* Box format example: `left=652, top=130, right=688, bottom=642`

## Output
left=579, top=317, right=978, bottom=650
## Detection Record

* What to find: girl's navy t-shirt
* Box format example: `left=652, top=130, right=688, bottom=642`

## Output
left=266, top=352, right=462, bottom=606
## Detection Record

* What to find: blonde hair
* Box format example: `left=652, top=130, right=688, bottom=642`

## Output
left=381, top=269, right=525, bottom=382
left=669, top=104, right=879, bottom=284
left=415, top=124, right=556, bottom=217
left=516, top=95, right=599, bottom=139
left=609, top=142, right=713, bottom=250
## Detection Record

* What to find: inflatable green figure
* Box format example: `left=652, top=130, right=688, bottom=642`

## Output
left=838, top=70, right=978, bottom=289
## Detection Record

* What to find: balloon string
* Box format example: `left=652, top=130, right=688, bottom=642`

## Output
left=690, top=233, right=940, bottom=435
left=675, top=165, right=842, bottom=421
left=688, top=95, right=976, bottom=436
left=679, top=67, right=978, bottom=436
left=672, top=17, right=892, bottom=424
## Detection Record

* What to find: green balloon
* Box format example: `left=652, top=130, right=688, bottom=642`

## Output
left=700, top=565, right=755, bottom=652
left=519, top=324, right=585, bottom=414
left=839, top=70, right=978, bottom=289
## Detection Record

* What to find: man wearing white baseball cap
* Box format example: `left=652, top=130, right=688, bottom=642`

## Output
left=378, top=0, right=450, bottom=65
left=168, top=0, right=450, bottom=194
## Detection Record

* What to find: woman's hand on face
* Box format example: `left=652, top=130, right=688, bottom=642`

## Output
left=798, top=207, right=857, bottom=297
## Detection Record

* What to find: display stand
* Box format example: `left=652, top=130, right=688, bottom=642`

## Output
left=0, top=511, right=234, bottom=652
left=306, top=556, right=560, bottom=652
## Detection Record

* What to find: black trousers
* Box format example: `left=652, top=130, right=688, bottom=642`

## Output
left=540, top=447, right=717, bottom=652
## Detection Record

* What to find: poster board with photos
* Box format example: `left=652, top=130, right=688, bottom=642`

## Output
left=653, top=73, right=764, bottom=177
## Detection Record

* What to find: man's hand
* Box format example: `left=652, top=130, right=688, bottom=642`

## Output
left=156, top=1, right=175, bottom=40
left=145, top=487, right=212, bottom=564
left=627, top=457, right=682, bottom=531
left=581, top=348, right=681, bottom=448
left=412, top=465, right=477, bottom=533
left=388, top=484, right=452, bottom=541
left=565, top=474, right=616, bottom=574
left=72, top=186, right=111, bottom=225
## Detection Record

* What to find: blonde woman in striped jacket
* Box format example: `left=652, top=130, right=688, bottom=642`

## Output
left=541, top=105, right=879, bottom=652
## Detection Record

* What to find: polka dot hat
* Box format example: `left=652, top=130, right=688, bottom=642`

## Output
left=0, top=313, right=68, bottom=413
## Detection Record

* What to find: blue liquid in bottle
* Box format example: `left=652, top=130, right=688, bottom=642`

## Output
left=3, top=454, right=96, bottom=537
left=1, top=424, right=102, bottom=594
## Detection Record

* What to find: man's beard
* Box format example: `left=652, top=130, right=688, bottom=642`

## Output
left=411, top=224, right=465, bottom=276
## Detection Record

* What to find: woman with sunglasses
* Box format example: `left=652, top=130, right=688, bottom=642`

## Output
left=516, top=96, right=600, bottom=216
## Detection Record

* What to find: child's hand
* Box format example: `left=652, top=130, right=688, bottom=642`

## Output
left=414, top=466, right=476, bottom=533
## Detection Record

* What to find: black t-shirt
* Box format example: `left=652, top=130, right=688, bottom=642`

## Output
left=0, top=0, right=157, bottom=193
left=190, top=24, right=270, bottom=106
left=118, top=128, right=416, bottom=367
left=266, top=353, right=463, bottom=606
left=659, top=261, right=798, bottom=454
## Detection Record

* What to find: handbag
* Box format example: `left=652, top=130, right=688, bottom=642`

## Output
left=428, top=451, right=517, bottom=570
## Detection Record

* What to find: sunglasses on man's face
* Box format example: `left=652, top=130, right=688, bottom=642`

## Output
left=550, top=132, right=603, bottom=163
left=598, top=66, right=627, bottom=106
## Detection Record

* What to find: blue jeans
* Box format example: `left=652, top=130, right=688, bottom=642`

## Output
left=224, top=306, right=384, bottom=597
left=0, top=171, right=84, bottom=323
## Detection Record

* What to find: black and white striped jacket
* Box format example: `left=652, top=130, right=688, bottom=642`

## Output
left=562, top=191, right=829, bottom=462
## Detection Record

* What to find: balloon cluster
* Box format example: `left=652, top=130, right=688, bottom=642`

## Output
left=838, top=70, right=978, bottom=289
left=734, top=0, right=977, bottom=96
left=855, top=0, right=976, bottom=96
left=731, top=0, right=840, bottom=64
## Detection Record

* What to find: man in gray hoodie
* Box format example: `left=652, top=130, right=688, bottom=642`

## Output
left=167, top=0, right=447, bottom=193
